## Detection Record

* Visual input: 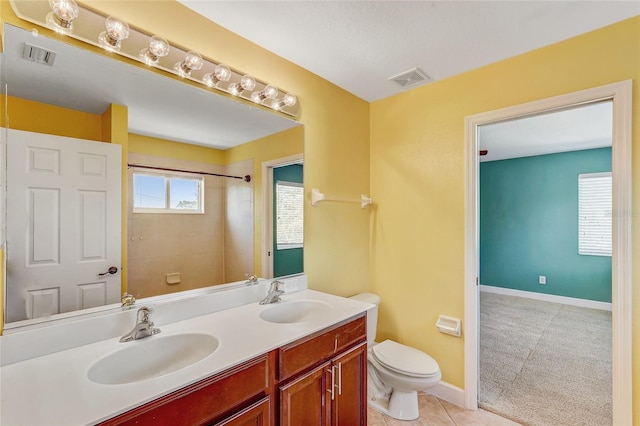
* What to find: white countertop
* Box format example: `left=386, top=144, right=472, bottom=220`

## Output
left=0, top=289, right=371, bottom=425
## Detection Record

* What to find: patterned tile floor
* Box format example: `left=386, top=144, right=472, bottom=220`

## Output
left=367, top=394, right=522, bottom=426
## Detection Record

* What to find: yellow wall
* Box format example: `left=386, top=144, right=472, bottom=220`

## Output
left=129, top=133, right=226, bottom=164
left=371, top=16, right=639, bottom=416
left=225, top=125, right=304, bottom=275
left=1, top=95, right=103, bottom=140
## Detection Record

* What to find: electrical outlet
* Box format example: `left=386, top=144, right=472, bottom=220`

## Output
left=539, top=275, right=546, bottom=285
left=283, top=280, right=298, bottom=292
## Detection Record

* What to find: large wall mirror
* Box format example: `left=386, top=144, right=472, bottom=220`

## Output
left=1, top=22, right=304, bottom=327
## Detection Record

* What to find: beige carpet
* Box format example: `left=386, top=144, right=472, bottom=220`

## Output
left=479, top=291, right=612, bottom=426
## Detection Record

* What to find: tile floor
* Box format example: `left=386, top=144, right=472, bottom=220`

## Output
left=367, top=394, right=522, bottom=426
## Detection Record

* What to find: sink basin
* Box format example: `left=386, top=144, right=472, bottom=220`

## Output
left=260, top=300, right=332, bottom=324
left=87, top=333, right=219, bottom=385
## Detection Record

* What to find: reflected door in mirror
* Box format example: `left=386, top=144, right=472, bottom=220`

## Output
left=6, top=129, right=122, bottom=322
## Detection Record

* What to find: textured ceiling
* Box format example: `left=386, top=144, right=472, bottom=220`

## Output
left=179, top=1, right=640, bottom=102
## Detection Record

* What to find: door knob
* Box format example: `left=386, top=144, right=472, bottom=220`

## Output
left=98, top=266, right=119, bottom=276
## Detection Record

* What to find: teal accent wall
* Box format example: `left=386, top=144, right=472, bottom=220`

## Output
left=480, top=148, right=611, bottom=302
left=273, top=164, right=304, bottom=277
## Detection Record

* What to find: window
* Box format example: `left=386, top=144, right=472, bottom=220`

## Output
left=276, top=181, right=303, bottom=249
left=133, top=171, right=204, bottom=214
left=578, top=172, right=611, bottom=256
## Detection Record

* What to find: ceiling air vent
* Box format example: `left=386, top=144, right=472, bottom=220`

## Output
left=389, top=67, right=431, bottom=88
left=22, top=43, right=56, bottom=66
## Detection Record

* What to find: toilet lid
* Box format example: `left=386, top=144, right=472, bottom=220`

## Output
left=372, top=340, right=439, bottom=377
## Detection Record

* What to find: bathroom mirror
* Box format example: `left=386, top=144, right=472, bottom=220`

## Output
left=1, top=23, right=303, bottom=326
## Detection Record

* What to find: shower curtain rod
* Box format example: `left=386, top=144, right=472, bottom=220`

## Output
left=127, top=164, right=251, bottom=182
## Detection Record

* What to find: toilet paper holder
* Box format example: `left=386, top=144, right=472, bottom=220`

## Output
left=436, top=315, right=461, bottom=337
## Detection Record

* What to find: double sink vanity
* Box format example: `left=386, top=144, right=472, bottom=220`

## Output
left=0, top=276, right=373, bottom=425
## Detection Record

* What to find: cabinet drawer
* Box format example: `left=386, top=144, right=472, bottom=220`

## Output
left=214, top=396, right=270, bottom=426
left=100, top=352, right=275, bottom=426
left=279, top=315, right=366, bottom=381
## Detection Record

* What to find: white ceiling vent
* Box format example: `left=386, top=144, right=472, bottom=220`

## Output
left=388, top=67, right=431, bottom=88
left=22, top=43, right=56, bottom=66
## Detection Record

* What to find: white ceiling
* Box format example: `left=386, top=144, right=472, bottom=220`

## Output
left=179, top=0, right=639, bottom=102
left=478, top=101, right=613, bottom=162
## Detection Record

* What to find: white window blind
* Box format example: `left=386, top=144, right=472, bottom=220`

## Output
left=578, top=172, right=612, bottom=256
left=276, top=181, right=304, bottom=249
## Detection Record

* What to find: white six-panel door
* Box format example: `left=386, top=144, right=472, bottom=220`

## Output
left=6, top=129, right=121, bottom=323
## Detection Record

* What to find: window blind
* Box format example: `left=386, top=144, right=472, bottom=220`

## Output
left=578, top=172, right=612, bottom=256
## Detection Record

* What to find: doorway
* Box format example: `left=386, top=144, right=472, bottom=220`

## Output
left=261, top=154, right=304, bottom=278
left=476, top=101, right=613, bottom=424
left=464, top=81, right=632, bottom=424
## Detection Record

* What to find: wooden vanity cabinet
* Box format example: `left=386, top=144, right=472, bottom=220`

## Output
left=278, top=315, right=367, bottom=426
left=100, top=314, right=366, bottom=426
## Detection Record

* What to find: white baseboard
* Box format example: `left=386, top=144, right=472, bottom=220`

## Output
left=480, top=285, right=612, bottom=311
left=424, top=381, right=465, bottom=408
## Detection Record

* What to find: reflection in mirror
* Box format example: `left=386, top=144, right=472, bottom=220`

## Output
left=1, top=23, right=303, bottom=327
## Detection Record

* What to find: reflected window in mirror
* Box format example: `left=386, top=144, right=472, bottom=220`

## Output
left=133, top=171, right=204, bottom=214
left=276, top=181, right=304, bottom=250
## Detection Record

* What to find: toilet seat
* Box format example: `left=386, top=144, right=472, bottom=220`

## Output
left=372, top=340, right=439, bottom=378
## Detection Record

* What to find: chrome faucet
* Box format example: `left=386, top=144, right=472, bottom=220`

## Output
left=119, top=306, right=161, bottom=343
left=259, top=280, right=285, bottom=304
left=121, top=292, right=136, bottom=307
left=245, top=274, right=259, bottom=285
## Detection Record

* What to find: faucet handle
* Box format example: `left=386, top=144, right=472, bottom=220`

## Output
left=137, top=306, right=153, bottom=322
left=245, top=274, right=258, bottom=285
left=270, top=280, right=284, bottom=292
left=121, top=292, right=136, bottom=307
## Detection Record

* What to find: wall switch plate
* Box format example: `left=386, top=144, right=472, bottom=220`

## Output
left=539, top=275, right=546, bottom=285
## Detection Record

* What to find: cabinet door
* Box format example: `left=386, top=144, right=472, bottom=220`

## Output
left=215, top=397, right=270, bottom=426
left=331, top=342, right=367, bottom=426
left=280, top=362, right=331, bottom=426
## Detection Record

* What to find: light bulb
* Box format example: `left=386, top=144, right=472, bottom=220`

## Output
left=250, top=92, right=262, bottom=103
left=282, top=93, right=297, bottom=107
left=273, top=93, right=297, bottom=111
left=263, top=85, right=278, bottom=100
left=240, top=75, right=256, bottom=91
left=213, top=64, right=231, bottom=82
left=203, top=64, right=231, bottom=88
left=251, top=85, right=279, bottom=104
left=98, top=16, right=130, bottom=51
left=174, top=51, right=203, bottom=77
left=230, top=75, right=256, bottom=96
left=46, top=0, right=79, bottom=33
left=140, top=35, right=170, bottom=65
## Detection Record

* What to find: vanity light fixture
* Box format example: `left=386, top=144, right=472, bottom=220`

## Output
left=202, top=64, right=231, bottom=87
left=139, top=35, right=170, bottom=65
left=229, top=75, right=256, bottom=96
left=273, top=93, right=298, bottom=111
left=46, top=0, right=79, bottom=33
left=11, top=0, right=300, bottom=117
left=174, top=51, right=204, bottom=77
left=98, top=16, right=130, bottom=52
left=251, top=84, right=278, bottom=104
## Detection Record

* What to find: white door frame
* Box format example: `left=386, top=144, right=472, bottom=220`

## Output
left=261, top=154, right=304, bottom=278
left=464, top=80, right=632, bottom=425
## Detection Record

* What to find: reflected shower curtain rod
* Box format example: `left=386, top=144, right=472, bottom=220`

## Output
left=127, top=164, right=251, bottom=182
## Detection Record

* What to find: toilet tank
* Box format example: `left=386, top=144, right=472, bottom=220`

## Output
left=349, top=293, right=380, bottom=345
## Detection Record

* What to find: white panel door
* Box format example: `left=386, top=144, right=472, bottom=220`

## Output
left=6, top=129, right=121, bottom=322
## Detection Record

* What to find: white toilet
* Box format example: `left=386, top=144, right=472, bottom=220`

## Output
left=350, top=293, right=441, bottom=421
